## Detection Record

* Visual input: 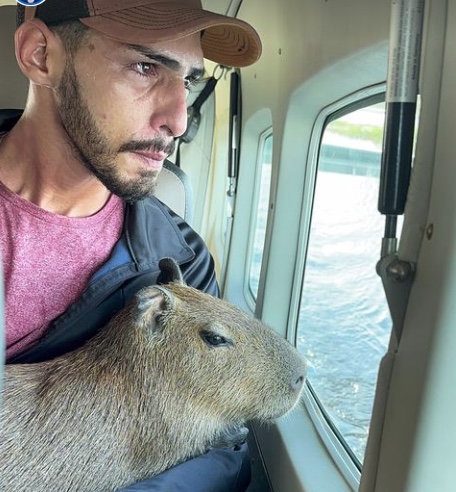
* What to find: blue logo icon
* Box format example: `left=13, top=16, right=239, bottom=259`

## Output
left=17, top=0, right=47, bottom=6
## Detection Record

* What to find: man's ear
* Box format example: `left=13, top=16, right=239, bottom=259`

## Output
left=14, top=19, right=65, bottom=88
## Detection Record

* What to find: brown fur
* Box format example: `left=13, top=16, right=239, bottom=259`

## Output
left=0, top=281, right=306, bottom=492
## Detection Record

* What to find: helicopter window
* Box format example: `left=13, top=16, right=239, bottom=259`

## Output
left=297, top=101, right=393, bottom=465
left=248, top=131, right=273, bottom=301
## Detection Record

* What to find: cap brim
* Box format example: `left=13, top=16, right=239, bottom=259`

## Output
left=79, top=5, right=262, bottom=68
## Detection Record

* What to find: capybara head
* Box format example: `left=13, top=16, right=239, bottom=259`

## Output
left=128, top=258, right=307, bottom=426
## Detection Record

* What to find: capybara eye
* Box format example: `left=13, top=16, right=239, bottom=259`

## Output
left=200, top=330, right=232, bottom=348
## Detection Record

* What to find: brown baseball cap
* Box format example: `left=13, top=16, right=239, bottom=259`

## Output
left=22, top=0, right=262, bottom=68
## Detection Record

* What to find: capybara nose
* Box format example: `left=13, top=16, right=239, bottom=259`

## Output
left=291, top=374, right=305, bottom=392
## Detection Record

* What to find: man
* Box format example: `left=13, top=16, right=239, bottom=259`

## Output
left=0, top=0, right=261, bottom=490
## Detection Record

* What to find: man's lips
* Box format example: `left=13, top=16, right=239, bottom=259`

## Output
left=131, top=150, right=167, bottom=170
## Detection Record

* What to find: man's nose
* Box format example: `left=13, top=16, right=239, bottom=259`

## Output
left=150, top=80, right=189, bottom=138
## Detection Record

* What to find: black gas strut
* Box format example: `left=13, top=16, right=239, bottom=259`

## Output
left=379, top=0, right=425, bottom=257
left=228, top=70, right=241, bottom=197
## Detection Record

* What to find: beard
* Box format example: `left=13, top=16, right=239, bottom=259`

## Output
left=56, top=60, right=175, bottom=201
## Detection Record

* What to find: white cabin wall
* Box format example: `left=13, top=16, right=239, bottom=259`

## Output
left=370, top=1, right=456, bottom=491
left=219, top=1, right=392, bottom=491
left=223, top=0, right=390, bottom=315
left=219, top=1, right=456, bottom=491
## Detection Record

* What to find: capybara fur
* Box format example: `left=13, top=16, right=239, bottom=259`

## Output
left=0, top=258, right=306, bottom=492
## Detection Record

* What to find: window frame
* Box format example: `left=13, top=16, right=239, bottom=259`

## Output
left=286, top=85, right=387, bottom=486
left=244, top=128, right=273, bottom=309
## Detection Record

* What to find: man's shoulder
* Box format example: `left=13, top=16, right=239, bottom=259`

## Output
left=124, top=196, right=199, bottom=268
left=126, top=195, right=192, bottom=240
left=125, top=196, right=219, bottom=297
left=127, top=195, right=199, bottom=241
left=128, top=195, right=181, bottom=222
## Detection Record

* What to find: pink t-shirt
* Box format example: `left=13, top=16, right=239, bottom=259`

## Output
left=0, top=181, right=124, bottom=360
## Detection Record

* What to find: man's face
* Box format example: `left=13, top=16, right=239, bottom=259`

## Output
left=55, top=30, right=204, bottom=201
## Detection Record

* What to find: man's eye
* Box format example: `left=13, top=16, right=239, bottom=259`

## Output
left=134, top=62, right=156, bottom=77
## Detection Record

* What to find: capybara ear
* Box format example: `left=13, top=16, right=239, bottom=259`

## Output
left=136, top=286, right=175, bottom=316
left=157, top=257, right=185, bottom=285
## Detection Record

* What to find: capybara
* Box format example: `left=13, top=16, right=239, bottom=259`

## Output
left=0, top=258, right=306, bottom=492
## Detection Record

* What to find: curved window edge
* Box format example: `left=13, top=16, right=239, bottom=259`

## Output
left=286, top=84, right=387, bottom=487
left=245, top=129, right=273, bottom=309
